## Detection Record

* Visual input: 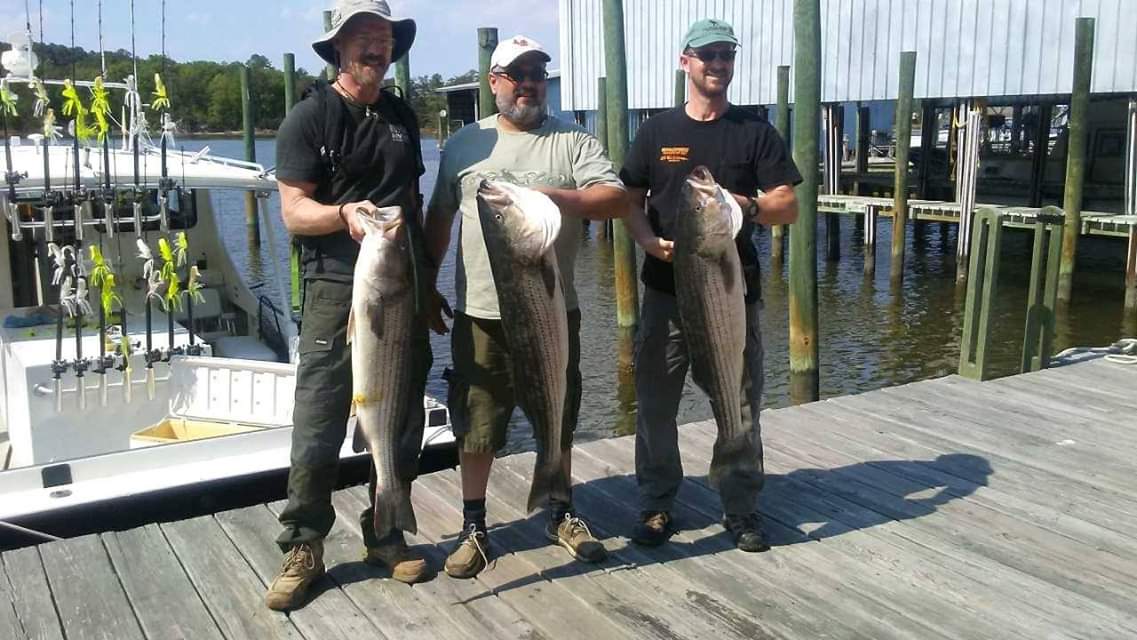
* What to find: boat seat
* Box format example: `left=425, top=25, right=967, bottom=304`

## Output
left=211, top=335, right=280, bottom=361
left=175, top=288, right=278, bottom=361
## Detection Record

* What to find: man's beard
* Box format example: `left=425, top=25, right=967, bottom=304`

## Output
left=693, top=71, right=731, bottom=97
left=347, top=59, right=388, bottom=91
left=497, top=93, right=546, bottom=128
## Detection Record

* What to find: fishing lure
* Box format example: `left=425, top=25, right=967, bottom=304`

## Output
left=59, top=276, right=76, bottom=318
left=89, top=246, right=123, bottom=317
left=174, top=232, right=188, bottom=267
left=47, top=243, right=66, bottom=285
left=157, top=237, right=181, bottom=311
left=32, top=79, right=48, bottom=118
left=0, top=80, right=17, bottom=118
left=151, top=73, right=170, bottom=111
left=74, top=278, right=93, bottom=316
left=61, top=79, right=84, bottom=118
left=43, top=108, right=63, bottom=143
left=90, top=76, right=111, bottom=142
left=136, top=238, right=155, bottom=279
left=186, top=265, right=205, bottom=305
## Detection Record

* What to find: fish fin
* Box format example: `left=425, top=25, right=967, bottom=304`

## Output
left=526, top=453, right=571, bottom=514
left=350, top=417, right=366, bottom=453
left=347, top=307, right=355, bottom=345
left=373, top=484, right=418, bottom=538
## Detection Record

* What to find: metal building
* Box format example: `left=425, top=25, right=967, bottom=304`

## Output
left=558, top=0, right=1137, bottom=110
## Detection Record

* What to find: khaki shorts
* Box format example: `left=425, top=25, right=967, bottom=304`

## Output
left=447, top=309, right=582, bottom=454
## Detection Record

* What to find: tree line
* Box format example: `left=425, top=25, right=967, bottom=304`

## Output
left=1, top=42, right=475, bottom=136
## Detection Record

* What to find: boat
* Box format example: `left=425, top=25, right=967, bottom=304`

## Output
left=0, top=33, right=454, bottom=547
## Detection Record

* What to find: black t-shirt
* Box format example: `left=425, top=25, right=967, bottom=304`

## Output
left=619, top=106, right=802, bottom=302
left=275, top=87, right=424, bottom=282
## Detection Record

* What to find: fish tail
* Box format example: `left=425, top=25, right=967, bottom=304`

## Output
left=526, top=452, right=571, bottom=514
left=373, top=484, right=418, bottom=538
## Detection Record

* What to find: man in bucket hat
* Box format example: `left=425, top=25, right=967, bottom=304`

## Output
left=267, top=0, right=432, bottom=610
left=621, top=18, right=801, bottom=552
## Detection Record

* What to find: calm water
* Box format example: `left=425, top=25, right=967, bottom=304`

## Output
left=184, top=138, right=1134, bottom=455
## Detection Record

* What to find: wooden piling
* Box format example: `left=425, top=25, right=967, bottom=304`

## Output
left=283, top=53, right=296, bottom=114
left=864, top=204, right=878, bottom=276
left=1028, top=103, right=1053, bottom=207
left=789, top=0, right=820, bottom=404
left=824, top=104, right=843, bottom=261
left=1022, top=207, right=1064, bottom=373
left=918, top=102, right=936, bottom=197
left=603, top=0, right=639, bottom=331
left=772, top=65, right=790, bottom=264
left=478, top=28, right=499, bottom=119
left=395, top=54, right=410, bottom=98
left=890, top=51, right=917, bottom=286
left=855, top=104, right=869, bottom=196
left=1057, top=17, right=1096, bottom=304
left=283, top=53, right=300, bottom=314
left=322, top=11, right=337, bottom=81
left=240, top=64, right=260, bottom=245
left=596, top=77, right=610, bottom=242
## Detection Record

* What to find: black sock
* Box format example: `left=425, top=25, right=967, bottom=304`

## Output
left=462, top=498, right=487, bottom=531
left=549, top=498, right=573, bottom=523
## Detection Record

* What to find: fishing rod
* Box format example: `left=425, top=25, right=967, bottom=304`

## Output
left=117, top=300, right=131, bottom=404
left=72, top=263, right=89, bottom=411
left=1, top=81, right=25, bottom=241
left=138, top=240, right=159, bottom=401
left=48, top=244, right=68, bottom=413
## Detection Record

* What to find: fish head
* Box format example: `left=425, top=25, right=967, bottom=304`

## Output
left=679, top=166, right=742, bottom=256
left=476, top=180, right=561, bottom=265
left=357, top=206, right=411, bottom=286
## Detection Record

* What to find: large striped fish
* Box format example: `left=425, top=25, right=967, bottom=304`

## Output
left=349, top=205, right=418, bottom=539
left=476, top=180, right=572, bottom=513
left=673, top=166, right=748, bottom=488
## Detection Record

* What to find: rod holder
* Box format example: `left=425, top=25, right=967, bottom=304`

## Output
left=43, top=205, right=54, bottom=242
left=99, top=371, right=109, bottom=407
left=132, top=200, right=144, bottom=238
left=6, top=201, right=21, bottom=240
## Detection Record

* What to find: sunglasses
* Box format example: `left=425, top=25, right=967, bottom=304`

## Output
left=686, top=48, right=737, bottom=63
left=494, top=67, right=549, bottom=83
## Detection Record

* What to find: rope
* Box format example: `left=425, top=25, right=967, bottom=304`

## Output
left=1054, top=338, right=1137, bottom=365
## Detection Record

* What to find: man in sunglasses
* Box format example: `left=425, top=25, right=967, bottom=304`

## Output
left=621, top=19, right=802, bottom=552
left=424, top=35, right=626, bottom=578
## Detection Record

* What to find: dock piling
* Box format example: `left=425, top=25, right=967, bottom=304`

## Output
left=478, top=28, right=499, bottom=119
left=1057, top=17, right=1096, bottom=304
left=771, top=65, right=791, bottom=264
left=240, top=64, right=260, bottom=246
left=1021, top=207, right=1064, bottom=373
left=959, top=208, right=1004, bottom=381
left=890, top=51, right=917, bottom=286
left=789, top=0, right=820, bottom=403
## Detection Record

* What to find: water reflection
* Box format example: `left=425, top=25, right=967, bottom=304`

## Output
left=187, top=138, right=1135, bottom=455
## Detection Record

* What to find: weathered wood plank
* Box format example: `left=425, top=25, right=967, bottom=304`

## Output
left=887, top=378, right=1137, bottom=454
left=554, top=445, right=952, bottom=640
left=471, top=453, right=796, bottom=640
left=835, top=389, right=1137, bottom=497
left=0, top=546, right=63, bottom=640
left=790, top=403, right=1137, bottom=558
left=0, top=553, right=28, bottom=640
left=213, top=504, right=382, bottom=640
left=583, top=436, right=1047, bottom=640
left=680, top=423, right=1137, bottom=635
left=408, top=471, right=638, bottom=640
left=160, top=516, right=304, bottom=640
left=37, top=534, right=144, bottom=640
left=801, top=398, right=1137, bottom=530
left=330, top=486, right=553, bottom=640
left=101, top=525, right=225, bottom=640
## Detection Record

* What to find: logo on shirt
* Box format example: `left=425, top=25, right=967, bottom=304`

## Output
left=389, top=124, right=409, bottom=143
left=659, top=146, right=689, bottom=164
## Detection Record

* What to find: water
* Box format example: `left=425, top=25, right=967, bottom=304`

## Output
left=184, top=138, right=1134, bottom=455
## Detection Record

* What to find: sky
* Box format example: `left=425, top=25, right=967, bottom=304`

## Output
left=0, top=0, right=562, bottom=81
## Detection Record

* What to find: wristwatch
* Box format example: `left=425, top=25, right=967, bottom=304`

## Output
left=741, top=196, right=759, bottom=222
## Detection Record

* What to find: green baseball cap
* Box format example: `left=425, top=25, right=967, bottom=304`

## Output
left=682, top=18, right=741, bottom=50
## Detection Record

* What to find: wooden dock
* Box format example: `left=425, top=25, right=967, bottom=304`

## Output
left=3, top=358, right=1137, bottom=639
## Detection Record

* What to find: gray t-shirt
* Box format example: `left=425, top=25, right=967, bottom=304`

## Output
left=428, top=115, right=623, bottom=319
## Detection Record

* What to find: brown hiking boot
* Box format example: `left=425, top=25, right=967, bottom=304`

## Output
left=364, top=532, right=432, bottom=584
left=546, top=513, right=607, bottom=562
left=444, top=523, right=490, bottom=579
left=265, top=541, right=325, bottom=611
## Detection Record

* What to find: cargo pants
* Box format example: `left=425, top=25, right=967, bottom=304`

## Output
left=276, top=278, right=432, bottom=551
left=634, top=286, right=765, bottom=516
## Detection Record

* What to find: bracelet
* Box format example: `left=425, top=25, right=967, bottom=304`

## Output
left=337, top=202, right=348, bottom=226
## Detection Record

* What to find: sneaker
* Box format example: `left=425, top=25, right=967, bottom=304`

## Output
left=265, top=541, right=325, bottom=611
left=546, top=513, right=607, bottom=563
left=444, top=523, right=490, bottom=579
left=723, top=512, right=770, bottom=552
left=630, top=511, right=673, bottom=546
left=364, top=531, right=433, bottom=584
